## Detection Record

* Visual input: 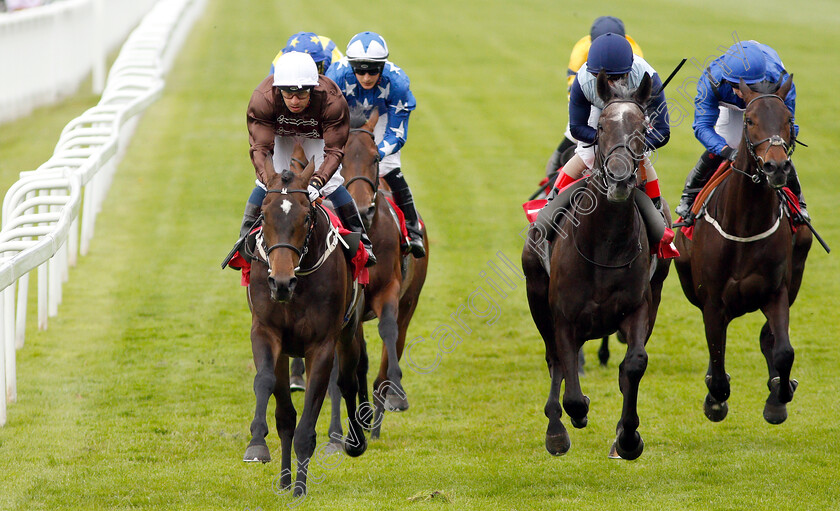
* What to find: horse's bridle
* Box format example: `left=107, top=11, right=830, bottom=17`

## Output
left=259, top=187, right=316, bottom=270
left=736, top=94, right=796, bottom=183
left=345, top=127, right=380, bottom=208
left=594, top=99, right=647, bottom=185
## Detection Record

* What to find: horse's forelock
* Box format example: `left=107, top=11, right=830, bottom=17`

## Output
left=280, top=169, right=295, bottom=184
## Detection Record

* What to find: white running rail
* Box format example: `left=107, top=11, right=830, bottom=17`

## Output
left=0, top=0, right=206, bottom=426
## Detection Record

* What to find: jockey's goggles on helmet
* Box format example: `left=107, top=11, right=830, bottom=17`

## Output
left=350, top=61, right=384, bottom=75
left=277, top=85, right=312, bottom=96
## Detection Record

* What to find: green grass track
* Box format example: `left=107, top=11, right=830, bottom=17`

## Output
left=0, top=0, right=839, bottom=509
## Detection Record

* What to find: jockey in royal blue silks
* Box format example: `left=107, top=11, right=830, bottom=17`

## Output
left=674, top=40, right=805, bottom=223
left=553, top=33, right=671, bottom=216
left=326, top=31, right=425, bottom=258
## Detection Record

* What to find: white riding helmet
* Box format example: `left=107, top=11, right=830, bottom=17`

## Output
left=346, top=31, right=389, bottom=62
left=273, top=51, right=319, bottom=89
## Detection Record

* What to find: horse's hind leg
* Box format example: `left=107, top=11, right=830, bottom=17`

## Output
left=245, top=327, right=277, bottom=463
left=327, top=353, right=344, bottom=446
left=702, top=305, right=731, bottom=422
left=611, top=308, right=649, bottom=460
left=544, top=361, right=570, bottom=455
left=273, top=355, right=296, bottom=488
left=760, top=290, right=798, bottom=424
left=335, top=334, right=367, bottom=457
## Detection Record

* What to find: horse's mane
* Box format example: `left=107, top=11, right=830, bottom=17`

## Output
left=349, top=108, right=369, bottom=129
left=608, top=79, right=634, bottom=100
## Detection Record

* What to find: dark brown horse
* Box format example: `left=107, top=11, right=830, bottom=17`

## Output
left=674, top=77, right=811, bottom=424
left=522, top=72, right=671, bottom=459
left=243, top=159, right=367, bottom=496
left=328, top=109, right=429, bottom=441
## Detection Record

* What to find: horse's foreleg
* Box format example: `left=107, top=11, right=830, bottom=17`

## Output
left=611, top=306, right=649, bottom=460
left=293, top=344, right=335, bottom=497
left=760, top=290, right=797, bottom=424
left=245, top=326, right=277, bottom=463
left=373, top=289, right=409, bottom=412
left=544, top=361, right=570, bottom=455
left=355, top=330, right=371, bottom=431
left=273, top=355, right=296, bottom=488
left=702, top=304, right=731, bottom=422
left=556, top=319, right=588, bottom=429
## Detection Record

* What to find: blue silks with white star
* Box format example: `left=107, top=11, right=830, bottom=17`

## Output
left=327, top=58, right=416, bottom=159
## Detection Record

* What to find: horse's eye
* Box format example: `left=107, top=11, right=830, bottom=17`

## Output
left=745, top=117, right=754, bottom=126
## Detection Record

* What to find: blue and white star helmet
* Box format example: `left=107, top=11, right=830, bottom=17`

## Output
left=346, top=31, right=389, bottom=63
left=283, top=32, right=329, bottom=64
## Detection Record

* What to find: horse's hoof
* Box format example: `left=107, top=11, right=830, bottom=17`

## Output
left=289, top=375, right=306, bottom=392
left=344, top=436, right=367, bottom=458
left=545, top=432, right=571, bottom=456
left=292, top=482, right=307, bottom=498
left=570, top=415, right=588, bottom=429
left=370, top=428, right=381, bottom=441
left=384, top=392, right=409, bottom=412
left=243, top=443, right=271, bottom=463
left=611, top=431, right=644, bottom=460
left=704, top=393, right=728, bottom=422
left=763, top=391, right=788, bottom=424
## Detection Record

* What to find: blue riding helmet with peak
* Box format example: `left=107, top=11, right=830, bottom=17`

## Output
left=586, top=32, right=634, bottom=75
left=719, top=43, right=766, bottom=84
left=590, top=16, right=625, bottom=40
left=282, top=31, right=331, bottom=72
left=346, top=31, right=389, bottom=73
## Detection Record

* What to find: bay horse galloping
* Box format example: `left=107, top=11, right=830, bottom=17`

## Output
left=522, top=71, right=671, bottom=459
left=674, top=76, right=812, bottom=424
left=329, top=109, right=429, bottom=440
left=244, top=159, right=366, bottom=497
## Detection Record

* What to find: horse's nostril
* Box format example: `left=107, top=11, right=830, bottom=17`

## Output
left=287, top=277, right=297, bottom=292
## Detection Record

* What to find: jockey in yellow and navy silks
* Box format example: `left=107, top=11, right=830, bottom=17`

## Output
left=675, top=40, right=805, bottom=223
left=545, top=16, right=644, bottom=175
left=326, top=31, right=425, bottom=258
left=553, top=33, right=670, bottom=214
left=271, top=32, right=344, bottom=75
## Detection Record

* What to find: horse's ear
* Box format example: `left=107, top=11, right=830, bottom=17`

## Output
left=738, top=78, right=756, bottom=101
left=776, top=73, right=793, bottom=100
left=634, top=72, right=652, bottom=105
left=299, top=157, right=316, bottom=184
left=365, top=109, right=379, bottom=131
left=596, top=70, right=612, bottom=103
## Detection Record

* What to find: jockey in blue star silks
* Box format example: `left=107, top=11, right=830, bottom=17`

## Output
left=554, top=33, right=670, bottom=217
left=326, top=31, right=425, bottom=258
left=271, top=31, right=344, bottom=75
left=675, top=40, right=804, bottom=224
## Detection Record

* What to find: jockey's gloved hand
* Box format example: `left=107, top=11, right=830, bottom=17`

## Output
left=719, top=145, right=737, bottom=161
left=307, top=176, right=324, bottom=203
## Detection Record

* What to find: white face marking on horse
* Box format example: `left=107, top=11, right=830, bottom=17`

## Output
left=281, top=199, right=292, bottom=215
left=606, top=103, right=634, bottom=123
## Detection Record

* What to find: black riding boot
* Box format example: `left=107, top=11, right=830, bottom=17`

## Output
left=674, top=150, right=722, bottom=223
left=786, top=162, right=809, bottom=223
left=223, top=202, right=260, bottom=268
left=383, top=169, right=426, bottom=258
left=336, top=201, right=377, bottom=267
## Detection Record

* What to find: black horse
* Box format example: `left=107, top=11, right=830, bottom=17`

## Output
left=522, top=71, right=671, bottom=459
left=244, top=160, right=367, bottom=497
left=674, top=76, right=812, bottom=424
